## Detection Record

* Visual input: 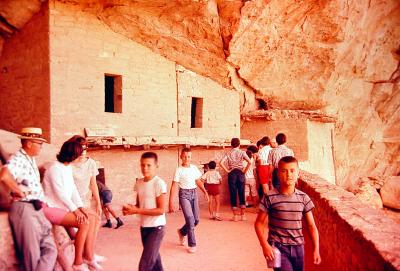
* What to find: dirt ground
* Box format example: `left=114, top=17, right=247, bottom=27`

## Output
left=95, top=204, right=268, bottom=271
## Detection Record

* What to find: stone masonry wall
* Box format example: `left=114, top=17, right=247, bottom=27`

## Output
left=302, top=120, right=335, bottom=184
left=177, top=68, right=240, bottom=138
left=241, top=118, right=308, bottom=161
left=49, top=1, right=177, bottom=147
left=48, top=2, right=240, bottom=147
left=299, top=171, right=400, bottom=271
left=0, top=5, right=50, bottom=140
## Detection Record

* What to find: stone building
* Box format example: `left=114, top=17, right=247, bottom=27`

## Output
left=0, top=1, right=242, bottom=204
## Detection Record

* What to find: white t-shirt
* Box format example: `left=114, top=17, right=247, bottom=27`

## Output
left=71, top=157, right=99, bottom=207
left=43, top=161, right=83, bottom=211
left=258, top=145, right=272, bottom=165
left=201, top=170, right=222, bottom=184
left=134, top=176, right=167, bottom=227
left=244, top=158, right=255, bottom=179
left=173, top=164, right=202, bottom=189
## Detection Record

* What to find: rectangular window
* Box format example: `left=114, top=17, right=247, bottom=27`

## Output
left=191, top=97, right=203, bottom=128
left=104, top=74, right=122, bottom=113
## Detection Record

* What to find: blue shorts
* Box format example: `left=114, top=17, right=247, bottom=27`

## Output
left=101, top=190, right=112, bottom=205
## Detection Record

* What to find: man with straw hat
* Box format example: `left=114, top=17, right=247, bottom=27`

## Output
left=0, top=127, right=57, bottom=271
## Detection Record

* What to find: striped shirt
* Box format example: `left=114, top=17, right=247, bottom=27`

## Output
left=267, top=144, right=294, bottom=168
left=221, top=148, right=250, bottom=171
left=259, top=188, right=314, bottom=245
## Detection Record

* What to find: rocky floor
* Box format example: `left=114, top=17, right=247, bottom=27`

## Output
left=95, top=204, right=268, bottom=271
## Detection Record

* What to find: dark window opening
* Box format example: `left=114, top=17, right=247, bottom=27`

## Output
left=191, top=97, right=203, bottom=128
left=105, top=74, right=122, bottom=113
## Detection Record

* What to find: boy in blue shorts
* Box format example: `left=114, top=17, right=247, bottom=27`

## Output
left=254, top=156, right=321, bottom=271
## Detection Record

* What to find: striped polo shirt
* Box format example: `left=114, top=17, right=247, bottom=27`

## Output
left=259, top=188, right=315, bottom=245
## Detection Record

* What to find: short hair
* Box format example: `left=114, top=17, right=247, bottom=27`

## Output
left=276, top=133, right=287, bottom=145
left=247, top=145, right=258, bottom=154
left=181, top=147, right=191, bottom=154
left=246, top=150, right=253, bottom=159
left=57, top=141, right=83, bottom=163
left=260, top=136, right=271, bottom=146
left=141, top=152, right=158, bottom=163
left=208, top=161, right=216, bottom=169
left=68, top=135, right=87, bottom=146
left=278, top=156, right=298, bottom=168
left=231, top=138, right=240, bottom=148
left=256, top=140, right=262, bottom=147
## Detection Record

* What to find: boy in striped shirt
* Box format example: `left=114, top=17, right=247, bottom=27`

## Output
left=254, top=156, right=321, bottom=271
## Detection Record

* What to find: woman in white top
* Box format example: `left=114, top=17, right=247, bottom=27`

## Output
left=43, top=141, right=100, bottom=271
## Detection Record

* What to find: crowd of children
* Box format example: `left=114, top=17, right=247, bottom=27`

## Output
left=1, top=127, right=321, bottom=271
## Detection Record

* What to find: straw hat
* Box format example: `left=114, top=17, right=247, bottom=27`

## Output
left=18, top=127, right=47, bottom=142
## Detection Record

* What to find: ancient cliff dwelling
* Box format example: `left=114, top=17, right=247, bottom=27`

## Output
left=0, top=0, right=399, bottom=270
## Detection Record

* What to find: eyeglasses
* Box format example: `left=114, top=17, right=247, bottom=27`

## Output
left=31, top=141, right=44, bottom=146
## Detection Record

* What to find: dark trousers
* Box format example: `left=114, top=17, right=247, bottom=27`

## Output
left=139, top=226, right=165, bottom=271
left=228, top=169, right=246, bottom=209
left=274, top=243, right=304, bottom=271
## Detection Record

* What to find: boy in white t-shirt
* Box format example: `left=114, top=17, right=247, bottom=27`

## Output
left=122, top=152, right=167, bottom=271
left=169, top=148, right=209, bottom=253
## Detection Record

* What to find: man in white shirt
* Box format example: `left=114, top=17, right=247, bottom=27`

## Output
left=0, top=128, right=57, bottom=271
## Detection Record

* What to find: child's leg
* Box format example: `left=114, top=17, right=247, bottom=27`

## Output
left=139, top=226, right=165, bottom=271
left=237, top=172, right=246, bottom=215
left=208, top=196, right=214, bottom=218
left=103, top=206, right=111, bottom=220
left=228, top=171, right=238, bottom=216
left=178, top=189, right=198, bottom=248
left=106, top=204, right=119, bottom=219
left=215, top=195, right=221, bottom=219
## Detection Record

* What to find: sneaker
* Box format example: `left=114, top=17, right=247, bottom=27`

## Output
left=214, top=216, right=223, bottom=221
left=241, top=215, right=247, bottom=221
left=83, top=259, right=103, bottom=271
left=177, top=229, right=186, bottom=246
left=93, top=254, right=107, bottom=263
left=115, top=218, right=124, bottom=229
left=72, top=264, right=90, bottom=271
left=231, top=215, right=239, bottom=222
left=187, top=246, right=197, bottom=253
left=102, top=220, right=112, bottom=228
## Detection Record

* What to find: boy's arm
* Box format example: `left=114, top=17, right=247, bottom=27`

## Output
left=254, top=210, right=275, bottom=263
left=195, top=178, right=209, bottom=202
left=218, top=157, right=229, bottom=173
left=123, top=193, right=166, bottom=216
left=304, top=211, right=321, bottom=265
left=168, top=181, right=178, bottom=213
